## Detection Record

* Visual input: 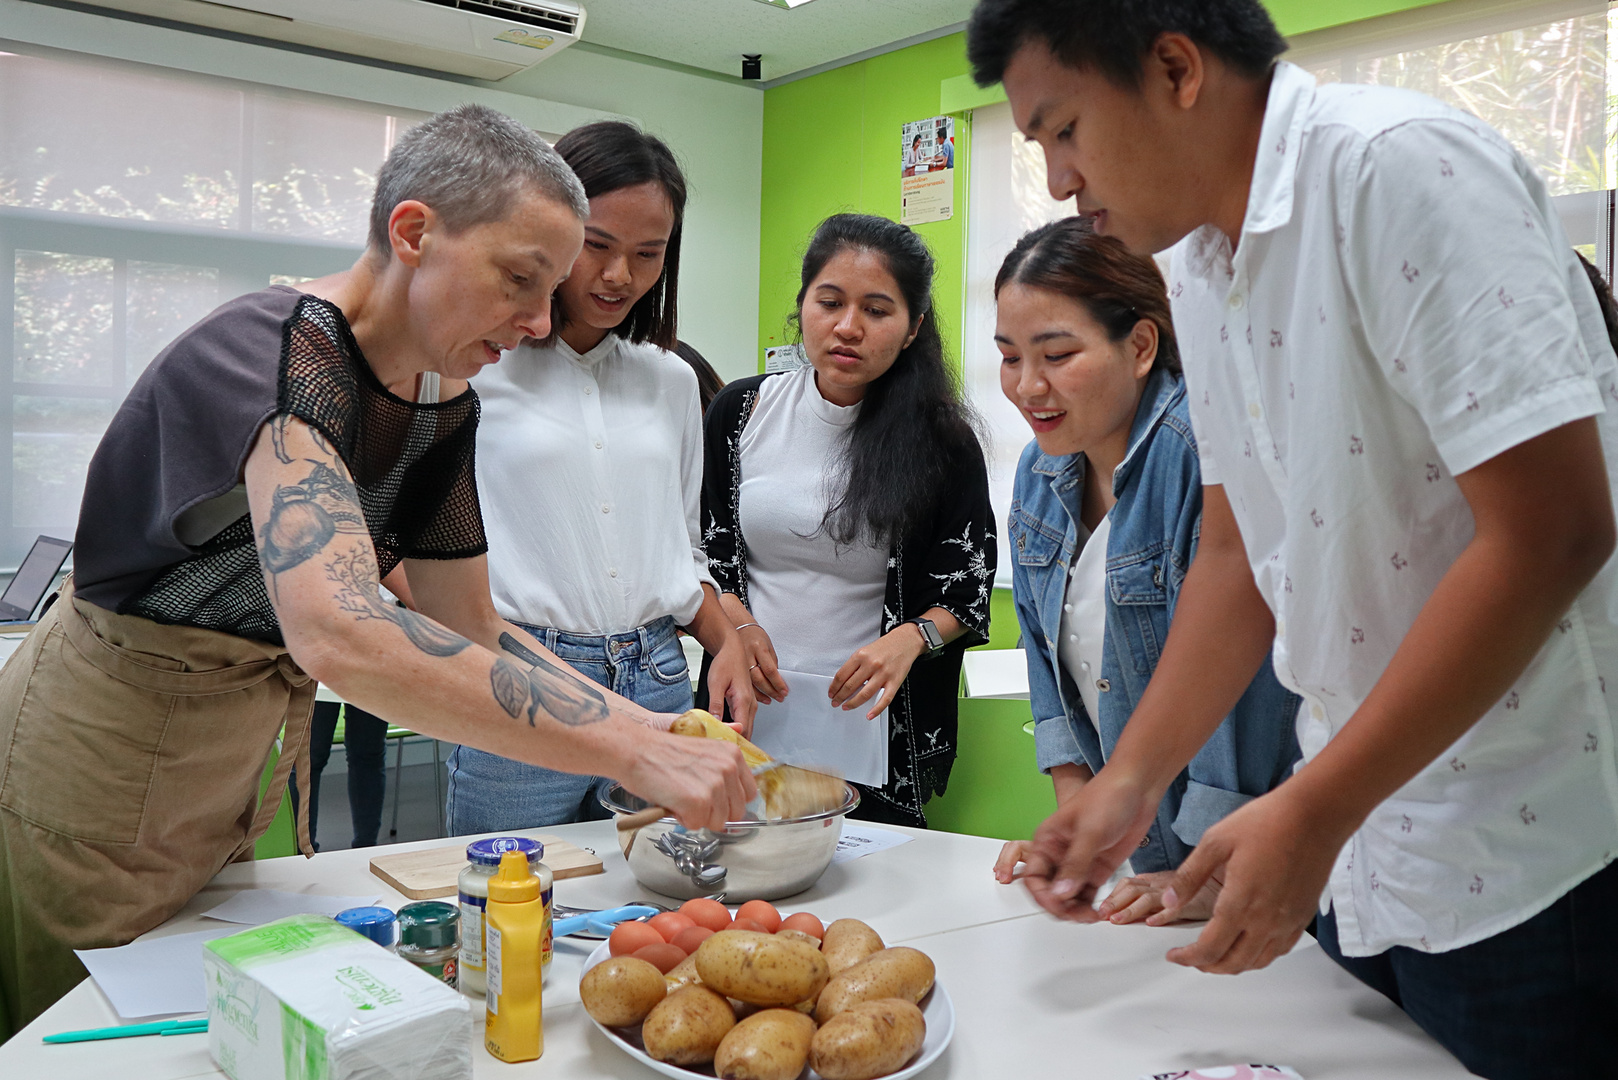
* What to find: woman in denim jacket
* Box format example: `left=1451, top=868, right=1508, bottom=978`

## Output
left=991, top=219, right=1299, bottom=922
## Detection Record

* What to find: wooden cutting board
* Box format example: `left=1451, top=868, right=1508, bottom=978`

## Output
left=370, top=834, right=603, bottom=900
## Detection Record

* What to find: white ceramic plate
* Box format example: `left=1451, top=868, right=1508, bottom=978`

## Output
left=581, top=940, right=954, bottom=1080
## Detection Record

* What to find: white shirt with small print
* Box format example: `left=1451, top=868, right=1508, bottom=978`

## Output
left=1170, top=61, right=1618, bottom=957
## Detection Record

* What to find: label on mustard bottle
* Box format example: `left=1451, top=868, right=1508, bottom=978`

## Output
left=485, top=924, right=502, bottom=1013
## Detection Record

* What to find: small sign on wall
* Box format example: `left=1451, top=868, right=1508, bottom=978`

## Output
left=901, top=116, right=954, bottom=226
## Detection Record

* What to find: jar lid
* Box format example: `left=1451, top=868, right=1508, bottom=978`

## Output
left=465, top=836, right=544, bottom=867
left=335, top=906, right=397, bottom=948
left=397, top=901, right=460, bottom=950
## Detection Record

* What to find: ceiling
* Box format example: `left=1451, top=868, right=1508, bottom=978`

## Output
left=573, top=0, right=975, bottom=83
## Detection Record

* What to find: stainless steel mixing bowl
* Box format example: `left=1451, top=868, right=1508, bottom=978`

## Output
left=600, top=782, right=859, bottom=902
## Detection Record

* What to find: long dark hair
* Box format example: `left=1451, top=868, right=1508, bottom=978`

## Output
left=793, top=213, right=981, bottom=546
left=995, top=217, right=1181, bottom=376
left=552, top=120, right=686, bottom=350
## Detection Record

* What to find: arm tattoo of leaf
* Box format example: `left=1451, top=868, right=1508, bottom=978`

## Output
left=490, top=658, right=528, bottom=719
left=325, top=547, right=472, bottom=657
left=498, top=631, right=609, bottom=727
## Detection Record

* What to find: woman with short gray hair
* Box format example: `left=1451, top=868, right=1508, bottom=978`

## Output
left=0, top=103, right=755, bottom=1039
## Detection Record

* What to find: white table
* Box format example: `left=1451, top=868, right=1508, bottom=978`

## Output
left=2, top=821, right=1470, bottom=1080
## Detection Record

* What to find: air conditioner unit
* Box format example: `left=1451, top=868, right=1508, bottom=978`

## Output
left=77, top=0, right=587, bottom=81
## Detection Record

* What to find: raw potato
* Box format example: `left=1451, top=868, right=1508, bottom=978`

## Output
left=641, top=986, right=737, bottom=1066
left=821, top=919, right=885, bottom=975
left=580, top=956, right=667, bottom=1027
left=664, top=951, right=703, bottom=992
left=774, top=928, right=821, bottom=948
left=815, top=947, right=935, bottom=1024
left=714, top=1008, right=817, bottom=1080
left=696, top=929, right=831, bottom=1007
left=810, top=998, right=926, bottom=1080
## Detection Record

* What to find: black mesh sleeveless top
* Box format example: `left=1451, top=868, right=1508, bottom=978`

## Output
left=74, top=287, right=487, bottom=644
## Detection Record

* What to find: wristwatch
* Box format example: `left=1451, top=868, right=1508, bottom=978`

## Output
left=907, top=616, right=944, bottom=654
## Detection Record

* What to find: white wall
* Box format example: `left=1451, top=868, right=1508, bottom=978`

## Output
left=0, top=2, right=764, bottom=381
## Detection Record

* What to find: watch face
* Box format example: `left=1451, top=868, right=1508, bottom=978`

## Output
left=918, top=619, right=943, bottom=650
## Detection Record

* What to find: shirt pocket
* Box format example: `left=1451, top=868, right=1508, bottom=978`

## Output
left=1107, top=555, right=1170, bottom=676
left=1010, top=507, right=1063, bottom=569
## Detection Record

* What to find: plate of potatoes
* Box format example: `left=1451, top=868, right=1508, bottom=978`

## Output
left=579, top=901, right=952, bottom=1080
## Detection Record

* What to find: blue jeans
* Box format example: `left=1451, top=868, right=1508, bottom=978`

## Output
left=1312, top=858, right=1618, bottom=1080
left=444, top=617, right=693, bottom=833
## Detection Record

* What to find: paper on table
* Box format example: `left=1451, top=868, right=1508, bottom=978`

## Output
left=833, top=821, right=914, bottom=864
left=751, top=669, right=887, bottom=786
left=75, top=926, right=237, bottom=1019
left=202, top=889, right=381, bottom=925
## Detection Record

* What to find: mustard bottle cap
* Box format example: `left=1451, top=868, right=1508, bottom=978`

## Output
left=486, top=849, right=540, bottom=902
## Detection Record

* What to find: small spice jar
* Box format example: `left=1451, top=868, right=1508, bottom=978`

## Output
left=396, top=900, right=460, bottom=988
left=459, top=836, right=552, bottom=995
left=334, top=906, right=397, bottom=951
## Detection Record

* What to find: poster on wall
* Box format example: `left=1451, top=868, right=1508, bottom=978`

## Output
left=900, top=116, right=954, bottom=226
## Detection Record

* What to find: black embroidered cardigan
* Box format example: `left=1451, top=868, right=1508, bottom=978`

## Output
left=702, top=373, right=996, bottom=826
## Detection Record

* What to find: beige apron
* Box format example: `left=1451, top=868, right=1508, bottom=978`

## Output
left=0, top=579, right=315, bottom=1040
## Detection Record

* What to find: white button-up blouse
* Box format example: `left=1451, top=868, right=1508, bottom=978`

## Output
left=1171, top=61, right=1618, bottom=957
left=473, top=335, right=714, bottom=636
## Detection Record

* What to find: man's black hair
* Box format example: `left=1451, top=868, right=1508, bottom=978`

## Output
left=967, top=0, right=1286, bottom=89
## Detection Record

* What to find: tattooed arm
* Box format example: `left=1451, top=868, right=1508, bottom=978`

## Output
left=245, top=413, right=755, bottom=828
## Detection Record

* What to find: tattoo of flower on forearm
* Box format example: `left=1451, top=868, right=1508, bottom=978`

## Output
left=489, top=631, right=609, bottom=727
left=324, top=547, right=471, bottom=657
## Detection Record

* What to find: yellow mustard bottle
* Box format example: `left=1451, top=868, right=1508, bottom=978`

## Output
left=484, top=850, right=544, bottom=1063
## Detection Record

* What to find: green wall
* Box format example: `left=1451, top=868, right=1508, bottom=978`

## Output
left=758, top=34, right=974, bottom=369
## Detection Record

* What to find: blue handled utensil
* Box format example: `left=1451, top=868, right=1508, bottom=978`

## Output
left=552, top=904, right=658, bottom=938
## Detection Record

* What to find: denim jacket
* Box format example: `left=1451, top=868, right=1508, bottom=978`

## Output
left=1009, top=369, right=1301, bottom=873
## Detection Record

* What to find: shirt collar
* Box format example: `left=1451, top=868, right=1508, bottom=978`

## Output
left=554, top=332, right=618, bottom=368
left=1112, top=368, right=1184, bottom=495
left=1179, top=61, right=1315, bottom=281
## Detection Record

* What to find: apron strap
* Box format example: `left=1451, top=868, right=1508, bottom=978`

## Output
left=232, top=669, right=317, bottom=861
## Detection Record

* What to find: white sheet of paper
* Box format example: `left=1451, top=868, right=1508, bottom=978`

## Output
left=75, top=926, right=237, bottom=1019
left=201, top=888, right=380, bottom=925
left=750, top=669, right=887, bottom=787
left=833, top=822, right=914, bottom=863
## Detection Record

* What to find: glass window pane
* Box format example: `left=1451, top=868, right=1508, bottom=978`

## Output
left=12, top=251, right=116, bottom=386
left=0, top=53, right=243, bottom=228
left=126, top=261, right=220, bottom=382
left=1304, top=11, right=1609, bottom=196
left=11, top=396, right=118, bottom=530
left=251, top=96, right=427, bottom=244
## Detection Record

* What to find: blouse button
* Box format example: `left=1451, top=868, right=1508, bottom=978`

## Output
left=1096, top=678, right=1110, bottom=692
left=1068, top=634, right=1078, bottom=643
left=609, top=568, right=618, bottom=578
left=595, top=440, right=603, bottom=449
left=584, top=386, right=593, bottom=395
left=1063, top=603, right=1072, bottom=612
left=601, top=504, right=611, bottom=514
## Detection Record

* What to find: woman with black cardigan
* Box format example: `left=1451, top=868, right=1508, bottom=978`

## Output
left=703, top=213, right=995, bottom=827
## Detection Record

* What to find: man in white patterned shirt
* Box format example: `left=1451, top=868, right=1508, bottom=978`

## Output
left=969, top=2, right=1618, bottom=1076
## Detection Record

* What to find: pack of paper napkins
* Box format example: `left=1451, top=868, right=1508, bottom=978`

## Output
left=203, top=913, right=471, bottom=1080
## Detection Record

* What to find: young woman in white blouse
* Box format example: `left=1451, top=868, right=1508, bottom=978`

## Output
left=447, top=121, right=755, bottom=832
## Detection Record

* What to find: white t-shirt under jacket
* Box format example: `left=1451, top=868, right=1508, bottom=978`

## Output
left=1170, top=61, right=1618, bottom=957
left=473, top=335, right=714, bottom=635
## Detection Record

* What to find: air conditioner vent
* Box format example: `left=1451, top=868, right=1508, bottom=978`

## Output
left=416, top=0, right=580, bottom=35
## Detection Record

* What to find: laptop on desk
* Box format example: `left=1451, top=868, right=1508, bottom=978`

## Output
left=0, top=535, right=72, bottom=625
